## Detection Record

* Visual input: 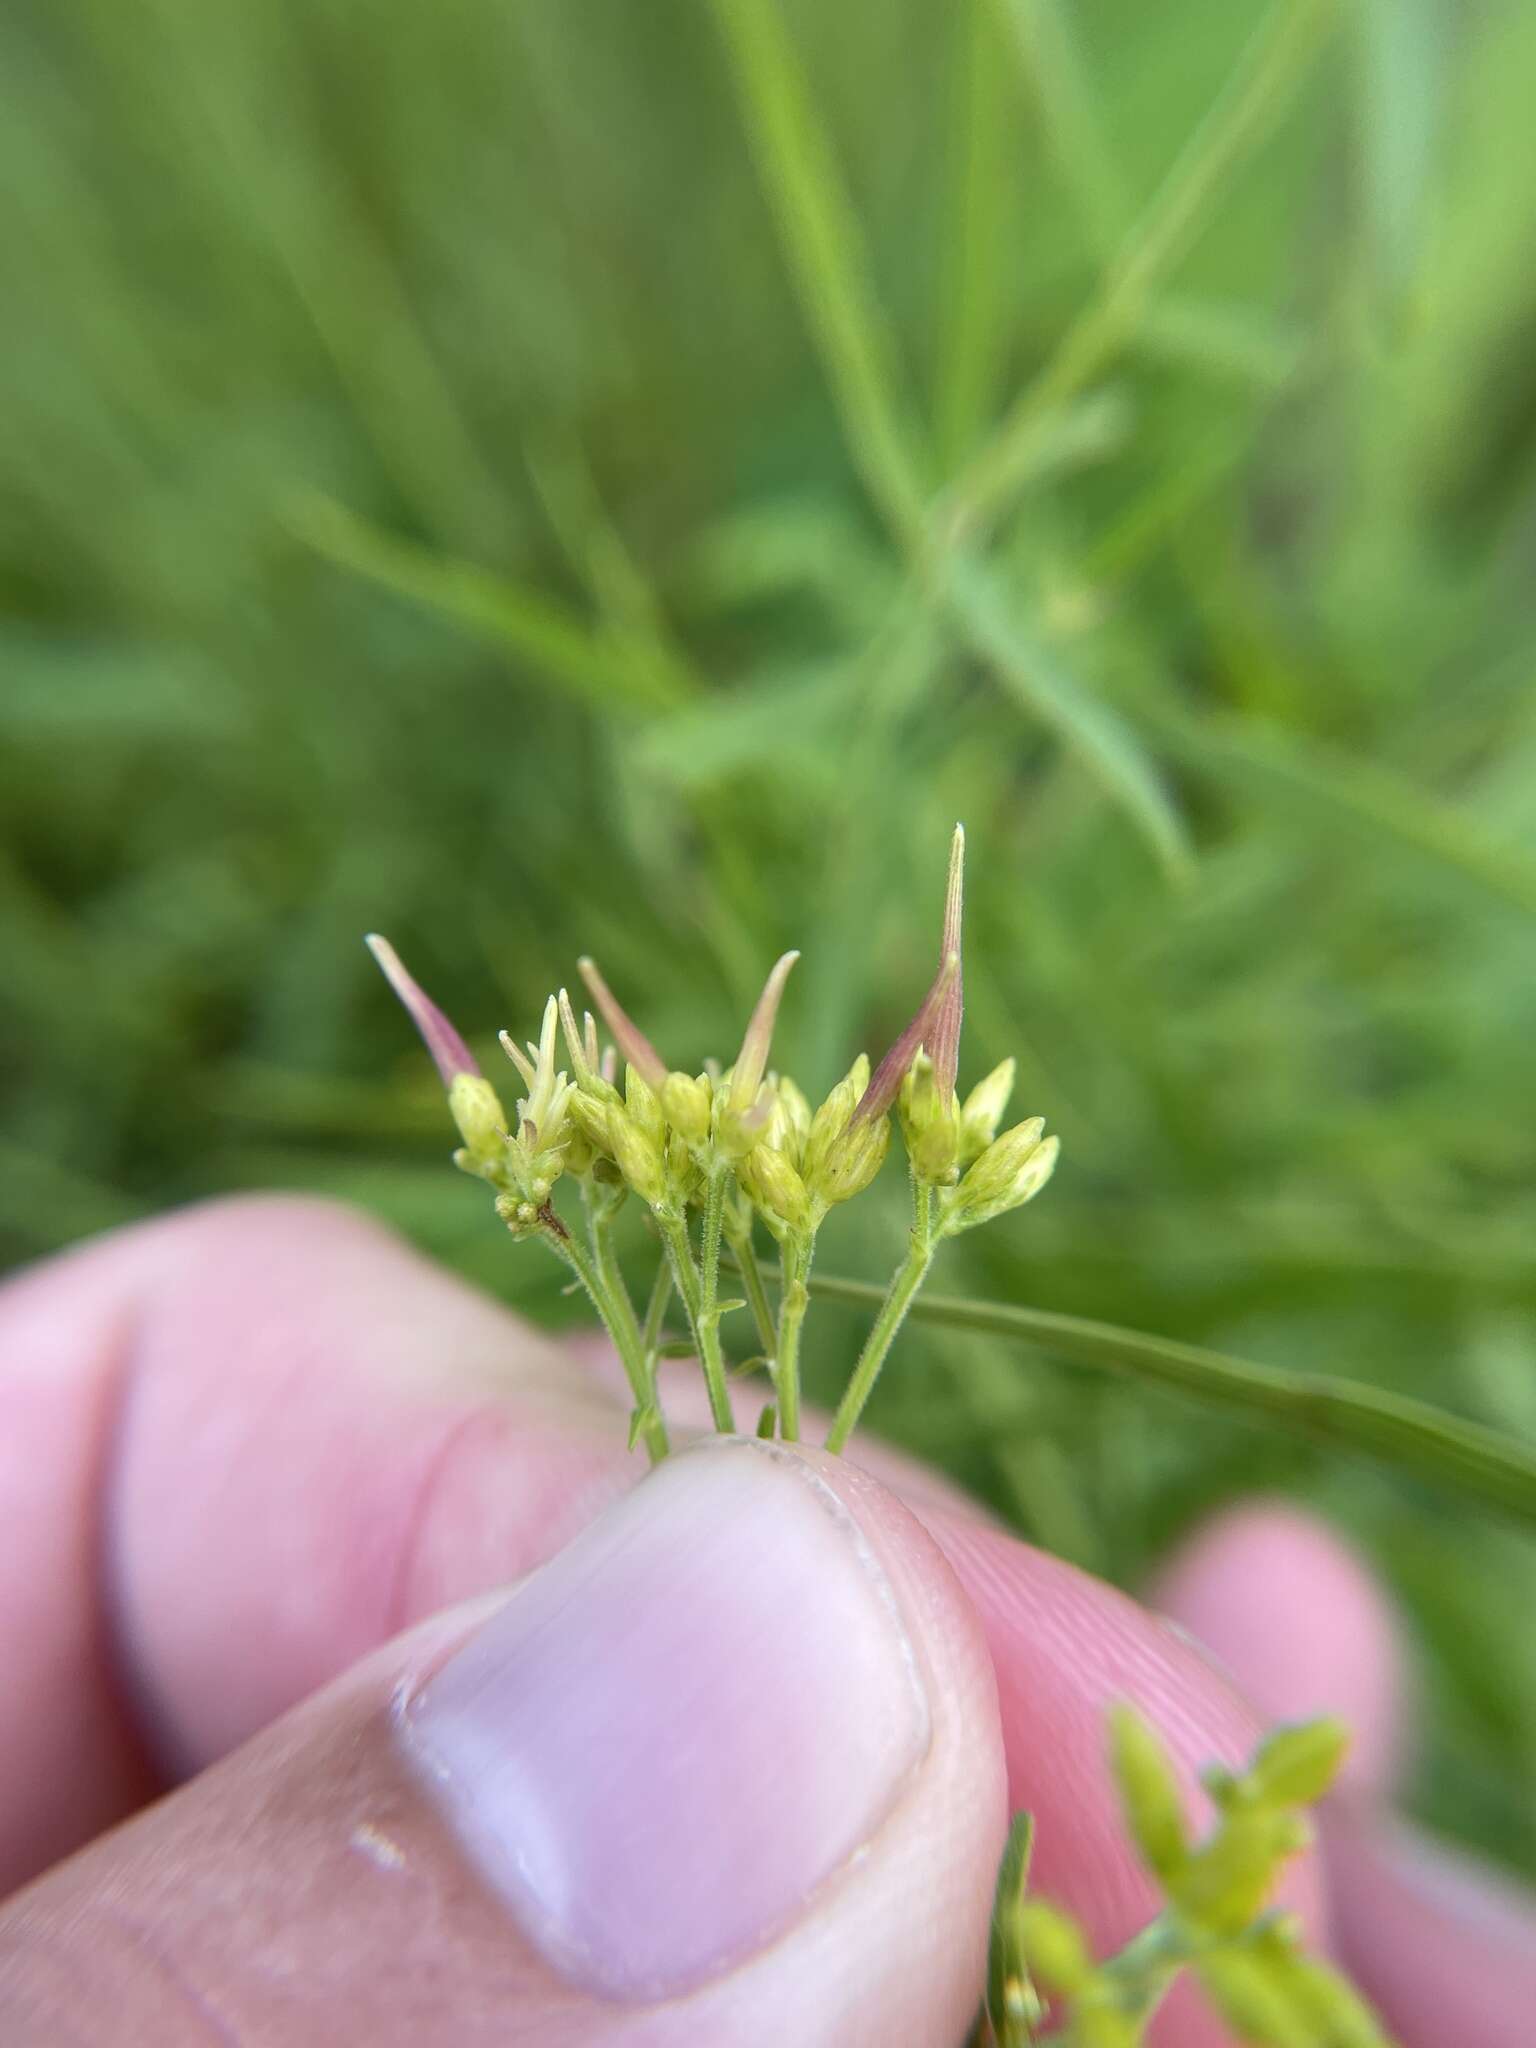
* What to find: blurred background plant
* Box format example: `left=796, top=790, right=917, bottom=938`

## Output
left=4, top=0, right=1536, bottom=1888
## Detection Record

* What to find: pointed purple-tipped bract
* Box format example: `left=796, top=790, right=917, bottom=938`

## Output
left=578, top=956, right=669, bottom=1094
left=851, top=950, right=959, bottom=1126
left=366, top=934, right=479, bottom=1087
left=929, top=824, right=964, bottom=1103
left=729, top=950, right=800, bottom=1112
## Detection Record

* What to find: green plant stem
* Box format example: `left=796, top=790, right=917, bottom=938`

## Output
left=541, top=1222, right=668, bottom=1462
left=584, top=1190, right=669, bottom=1461
left=775, top=1232, right=814, bottom=1442
left=658, top=1209, right=736, bottom=1432
left=640, top=1254, right=673, bottom=1357
left=728, top=1223, right=779, bottom=1364
left=826, top=1185, right=939, bottom=1452
left=799, top=1266, right=1536, bottom=1530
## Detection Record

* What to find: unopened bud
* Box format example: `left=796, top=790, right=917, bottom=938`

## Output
left=608, top=1109, right=668, bottom=1209
left=1108, top=1703, right=1188, bottom=1885
left=1245, top=1719, right=1350, bottom=1809
left=1015, top=1901, right=1092, bottom=1995
left=1196, top=1952, right=1309, bottom=2048
left=900, top=1052, right=960, bottom=1185
left=1172, top=1810, right=1311, bottom=1934
left=447, top=1073, right=509, bottom=1166
left=734, top=1140, right=812, bottom=1238
left=809, top=1110, right=890, bottom=1206
left=625, top=1063, right=665, bottom=1142
left=959, top=1057, right=1016, bottom=1164
left=567, top=1087, right=619, bottom=1158
left=661, top=1070, right=714, bottom=1147
left=770, top=1075, right=813, bottom=1163
left=943, top=1120, right=1058, bottom=1232
left=801, top=1054, right=868, bottom=1186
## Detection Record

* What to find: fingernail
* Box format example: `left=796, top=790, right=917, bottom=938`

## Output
left=398, top=1439, right=930, bottom=2001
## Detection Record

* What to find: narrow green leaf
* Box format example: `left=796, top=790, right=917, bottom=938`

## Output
left=985, top=1810, right=1042, bottom=2046
left=1160, top=710, right=1536, bottom=919
left=947, top=556, right=1194, bottom=883
left=793, top=1267, right=1536, bottom=1532
left=934, top=0, right=1015, bottom=472
left=291, top=492, right=682, bottom=714
left=952, top=0, right=1337, bottom=538
left=709, top=0, right=928, bottom=543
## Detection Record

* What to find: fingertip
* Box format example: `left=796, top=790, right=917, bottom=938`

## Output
left=1153, top=1501, right=1408, bottom=1795
left=1323, top=1807, right=1536, bottom=2046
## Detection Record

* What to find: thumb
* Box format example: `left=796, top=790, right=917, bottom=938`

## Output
left=0, top=1439, right=1006, bottom=2048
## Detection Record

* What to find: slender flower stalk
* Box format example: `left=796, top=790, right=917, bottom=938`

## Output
left=655, top=1211, right=735, bottom=1431
left=825, top=1179, right=938, bottom=1452
left=640, top=1256, right=673, bottom=1360
left=580, top=1178, right=668, bottom=1462
left=728, top=1219, right=780, bottom=1371
left=774, top=1234, right=814, bottom=1441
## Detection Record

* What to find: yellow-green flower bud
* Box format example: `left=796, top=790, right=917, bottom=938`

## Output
left=899, top=1052, right=961, bottom=1186
left=771, top=1075, right=813, bottom=1164
left=734, top=1140, right=812, bottom=1238
left=1270, top=1955, right=1392, bottom=2048
left=1015, top=1901, right=1092, bottom=1995
left=567, top=1086, right=620, bottom=1160
left=1172, top=1809, right=1311, bottom=1933
left=448, top=1073, right=509, bottom=1168
left=943, top=1121, right=1058, bottom=1233
left=1245, top=1718, right=1350, bottom=1809
left=959, top=1057, right=1016, bottom=1165
left=1196, top=1952, right=1311, bottom=2048
left=661, top=1070, right=714, bottom=1148
left=608, top=1108, right=669, bottom=1209
left=1073, top=2009, right=1140, bottom=2048
left=1108, top=1703, right=1188, bottom=1884
left=494, top=1190, right=545, bottom=1239
left=808, top=1110, right=890, bottom=1206
left=801, top=1054, right=869, bottom=1187
left=625, top=1063, right=665, bottom=1142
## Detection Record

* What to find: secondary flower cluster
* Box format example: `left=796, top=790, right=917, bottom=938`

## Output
left=368, top=827, right=1058, bottom=1455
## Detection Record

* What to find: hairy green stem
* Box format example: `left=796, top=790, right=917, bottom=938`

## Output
left=588, top=1198, right=669, bottom=1461
left=775, top=1232, right=814, bottom=1442
left=826, top=1187, right=938, bottom=1452
left=640, top=1254, right=673, bottom=1357
left=543, top=1221, right=668, bottom=1462
left=658, top=1209, right=736, bottom=1432
left=728, top=1223, right=779, bottom=1366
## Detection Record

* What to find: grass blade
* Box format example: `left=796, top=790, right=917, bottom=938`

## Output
left=292, top=492, right=684, bottom=714
left=934, top=0, right=1014, bottom=472
left=947, top=556, right=1194, bottom=883
left=1163, top=711, right=1536, bottom=919
left=800, top=1267, right=1536, bottom=1532
left=952, top=0, right=1337, bottom=540
left=709, top=0, right=927, bottom=542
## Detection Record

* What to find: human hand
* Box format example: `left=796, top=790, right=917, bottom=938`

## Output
left=0, top=1198, right=1530, bottom=2045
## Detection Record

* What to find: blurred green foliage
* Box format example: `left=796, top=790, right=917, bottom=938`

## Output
left=4, top=0, right=1536, bottom=1876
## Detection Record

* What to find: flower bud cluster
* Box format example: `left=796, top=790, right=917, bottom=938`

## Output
left=994, top=1708, right=1388, bottom=2048
left=367, top=822, right=1063, bottom=1262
